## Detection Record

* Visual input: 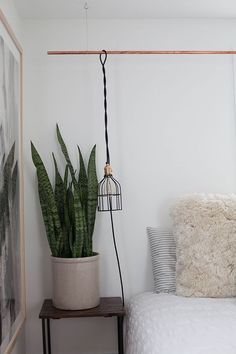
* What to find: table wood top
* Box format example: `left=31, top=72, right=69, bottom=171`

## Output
left=39, top=297, right=125, bottom=319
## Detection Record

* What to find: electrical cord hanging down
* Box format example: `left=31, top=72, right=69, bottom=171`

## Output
left=98, top=50, right=124, bottom=306
left=99, top=50, right=110, bottom=165
left=109, top=200, right=125, bottom=306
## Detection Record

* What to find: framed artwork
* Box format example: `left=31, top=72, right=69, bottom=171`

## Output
left=0, top=9, right=25, bottom=354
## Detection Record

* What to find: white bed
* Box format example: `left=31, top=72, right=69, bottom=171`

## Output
left=126, top=292, right=236, bottom=354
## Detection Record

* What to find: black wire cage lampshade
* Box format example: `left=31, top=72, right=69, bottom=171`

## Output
left=98, top=164, right=122, bottom=211
left=98, top=50, right=122, bottom=212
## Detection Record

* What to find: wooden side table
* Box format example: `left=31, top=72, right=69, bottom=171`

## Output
left=39, top=297, right=125, bottom=354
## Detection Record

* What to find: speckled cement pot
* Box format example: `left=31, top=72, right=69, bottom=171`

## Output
left=52, top=253, right=99, bottom=310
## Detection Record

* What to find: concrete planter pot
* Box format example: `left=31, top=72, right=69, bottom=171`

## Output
left=51, top=253, right=99, bottom=310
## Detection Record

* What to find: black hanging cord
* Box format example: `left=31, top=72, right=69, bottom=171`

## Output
left=100, top=50, right=125, bottom=306
left=109, top=200, right=125, bottom=306
left=99, top=50, right=110, bottom=165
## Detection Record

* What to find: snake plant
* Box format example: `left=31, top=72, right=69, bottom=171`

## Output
left=31, top=125, right=98, bottom=258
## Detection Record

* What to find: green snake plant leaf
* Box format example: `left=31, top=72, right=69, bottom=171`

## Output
left=61, top=164, right=71, bottom=257
left=66, top=181, right=88, bottom=258
left=87, top=145, right=98, bottom=250
left=64, top=164, right=69, bottom=189
left=77, top=146, right=88, bottom=211
left=31, top=142, right=62, bottom=256
left=56, top=125, right=88, bottom=256
left=52, top=153, right=65, bottom=223
left=38, top=184, right=59, bottom=256
left=63, top=166, right=70, bottom=230
left=73, top=193, right=88, bottom=257
left=66, top=183, right=75, bottom=252
left=56, top=124, right=78, bottom=189
left=52, top=154, right=72, bottom=257
left=61, top=227, right=71, bottom=258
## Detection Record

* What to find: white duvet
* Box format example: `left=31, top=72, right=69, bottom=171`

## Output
left=126, top=292, right=236, bottom=354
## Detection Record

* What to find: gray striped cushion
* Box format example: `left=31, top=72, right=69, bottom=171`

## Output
left=147, top=227, right=176, bottom=293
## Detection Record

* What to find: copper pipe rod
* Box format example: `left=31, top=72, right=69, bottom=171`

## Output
left=48, top=50, right=236, bottom=56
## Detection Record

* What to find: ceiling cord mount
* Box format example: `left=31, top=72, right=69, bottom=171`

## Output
left=84, top=2, right=89, bottom=51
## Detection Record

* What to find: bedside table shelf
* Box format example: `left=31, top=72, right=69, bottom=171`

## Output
left=39, top=297, right=125, bottom=354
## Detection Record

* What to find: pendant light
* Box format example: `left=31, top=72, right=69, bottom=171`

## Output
left=98, top=50, right=124, bottom=306
left=98, top=50, right=122, bottom=212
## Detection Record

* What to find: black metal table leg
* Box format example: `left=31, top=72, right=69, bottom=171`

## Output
left=117, top=316, right=124, bottom=354
left=42, top=319, right=47, bottom=354
left=47, top=319, right=52, bottom=354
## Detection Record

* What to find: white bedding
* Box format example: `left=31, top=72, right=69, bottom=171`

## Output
left=126, top=292, right=236, bottom=354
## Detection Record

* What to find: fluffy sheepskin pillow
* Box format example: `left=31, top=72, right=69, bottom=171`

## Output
left=170, top=194, right=236, bottom=297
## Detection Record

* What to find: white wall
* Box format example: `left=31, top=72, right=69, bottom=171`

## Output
left=23, top=18, right=236, bottom=354
left=0, top=3, right=26, bottom=354
left=0, top=0, right=21, bottom=37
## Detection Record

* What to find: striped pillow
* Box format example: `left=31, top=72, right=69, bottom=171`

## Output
left=147, top=227, right=176, bottom=293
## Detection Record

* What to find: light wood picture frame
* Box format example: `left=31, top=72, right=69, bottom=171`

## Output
left=0, top=9, right=25, bottom=354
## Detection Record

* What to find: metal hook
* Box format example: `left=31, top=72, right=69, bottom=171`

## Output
left=100, top=50, right=107, bottom=65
